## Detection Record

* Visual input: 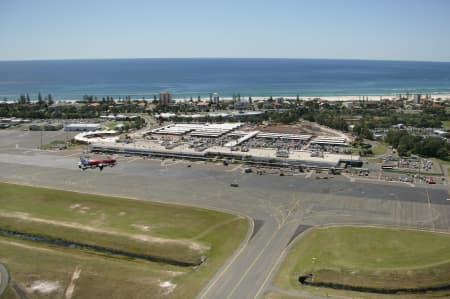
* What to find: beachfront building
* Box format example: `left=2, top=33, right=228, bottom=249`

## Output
left=213, top=93, right=220, bottom=104
left=159, top=92, right=172, bottom=105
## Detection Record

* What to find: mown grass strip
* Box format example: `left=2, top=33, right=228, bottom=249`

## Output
left=0, top=215, right=203, bottom=265
left=0, top=229, right=199, bottom=267
left=275, top=226, right=450, bottom=295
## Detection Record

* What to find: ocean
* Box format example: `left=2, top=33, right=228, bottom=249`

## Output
left=0, top=58, right=449, bottom=100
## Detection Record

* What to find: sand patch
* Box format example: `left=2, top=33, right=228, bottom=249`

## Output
left=131, top=224, right=151, bottom=232
left=70, top=204, right=91, bottom=214
left=26, top=280, right=61, bottom=294
left=64, top=266, right=82, bottom=299
left=90, top=212, right=107, bottom=226
left=165, top=270, right=184, bottom=277
left=189, top=242, right=210, bottom=252
left=159, top=280, right=176, bottom=294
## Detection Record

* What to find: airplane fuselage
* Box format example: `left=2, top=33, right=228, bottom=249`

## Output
left=78, top=157, right=116, bottom=170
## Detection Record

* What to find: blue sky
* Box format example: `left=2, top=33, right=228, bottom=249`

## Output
left=1, top=0, right=450, bottom=61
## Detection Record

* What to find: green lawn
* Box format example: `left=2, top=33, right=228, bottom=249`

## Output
left=442, top=121, right=450, bottom=130
left=0, top=182, right=248, bottom=299
left=372, top=143, right=388, bottom=155
left=274, top=227, right=450, bottom=297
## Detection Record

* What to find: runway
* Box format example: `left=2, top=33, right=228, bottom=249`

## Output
left=0, top=130, right=449, bottom=299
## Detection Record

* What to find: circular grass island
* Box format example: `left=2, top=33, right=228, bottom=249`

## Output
left=274, top=226, right=450, bottom=298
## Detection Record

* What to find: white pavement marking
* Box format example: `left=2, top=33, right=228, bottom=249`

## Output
left=254, top=247, right=287, bottom=299
left=225, top=228, right=279, bottom=299
left=226, top=165, right=242, bottom=173
left=127, top=157, right=140, bottom=163
left=425, top=187, right=435, bottom=231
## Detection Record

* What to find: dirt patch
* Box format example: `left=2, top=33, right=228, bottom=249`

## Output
left=70, top=204, right=91, bottom=214
left=165, top=271, right=184, bottom=277
left=131, top=224, right=151, bottom=232
left=90, top=212, right=106, bottom=227
left=159, top=280, right=176, bottom=295
left=64, top=266, right=81, bottom=299
left=133, top=234, right=208, bottom=252
left=26, top=280, right=61, bottom=295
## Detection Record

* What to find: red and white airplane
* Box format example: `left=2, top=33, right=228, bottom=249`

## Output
left=78, top=156, right=117, bottom=171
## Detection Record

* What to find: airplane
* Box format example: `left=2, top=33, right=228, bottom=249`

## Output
left=78, top=156, right=116, bottom=171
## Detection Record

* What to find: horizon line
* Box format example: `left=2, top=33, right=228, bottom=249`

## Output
left=1, top=56, right=450, bottom=64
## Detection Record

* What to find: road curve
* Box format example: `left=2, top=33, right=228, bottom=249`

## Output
left=0, top=263, right=10, bottom=297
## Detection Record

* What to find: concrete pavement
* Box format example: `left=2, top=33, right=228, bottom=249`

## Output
left=0, top=264, right=9, bottom=297
left=1, top=130, right=450, bottom=298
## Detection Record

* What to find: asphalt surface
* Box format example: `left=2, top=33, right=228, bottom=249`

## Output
left=0, top=264, right=9, bottom=297
left=1, top=130, right=450, bottom=299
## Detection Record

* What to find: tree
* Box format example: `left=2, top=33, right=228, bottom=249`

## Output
left=18, top=94, right=26, bottom=104
left=47, top=94, right=54, bottom=106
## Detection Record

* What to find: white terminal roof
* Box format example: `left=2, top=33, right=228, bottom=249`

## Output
left=74, top=130, right=119, bottom=143
left=256, top=132, right=312, bottom=141
left=228, top=131, right=312, bottom=141
left=311, top=136, right=348, bottom=145
left=225, top=131, right=259, bottom=147
left=65, top=123, right=102, bottom=128
left=151, top=123, right=242, bottom=136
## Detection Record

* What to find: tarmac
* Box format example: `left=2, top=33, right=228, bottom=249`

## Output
left=0, top=264, right=9, bottom=297
left=1, top=130, right=450, bottom=299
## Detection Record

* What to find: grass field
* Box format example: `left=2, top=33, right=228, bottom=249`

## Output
left=0, top=182, right=248, bottom=298
left=274, top=226, right=450, bottom=298
left=371, top=143, right=388, bottom=156
left=264, top=292, right=305, bottom=299
left=442, top=121, right=450, bottom=130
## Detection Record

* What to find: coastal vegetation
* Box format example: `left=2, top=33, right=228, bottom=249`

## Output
left=1, top=94, right=148, bottom=119
left=0, top=182, right=248, bottom=299
left=1, top=93, right=449, bottom=159
left=384, top=129, right=449, bottom=159
left=274, top=227, right=450, bottom=298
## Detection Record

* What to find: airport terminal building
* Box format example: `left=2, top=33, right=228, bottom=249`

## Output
left=87, top=122, right=361, bottom=169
